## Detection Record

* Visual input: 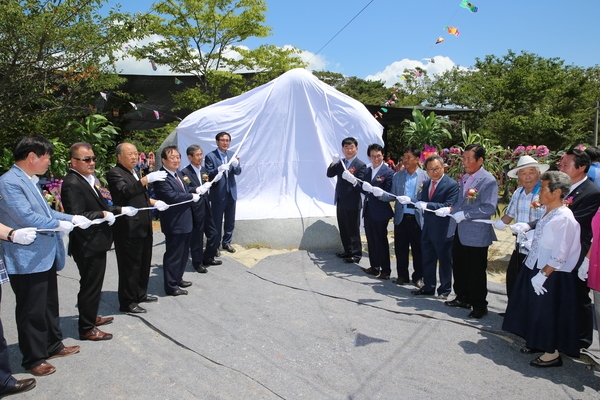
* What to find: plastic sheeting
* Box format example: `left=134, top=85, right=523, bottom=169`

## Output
left=176, top=68, right=383, bottom=220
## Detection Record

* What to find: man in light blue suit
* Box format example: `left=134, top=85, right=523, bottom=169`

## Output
left=0, top=135, right=92, bottom=376
left=204, top=132, right=242, bottom=253
left=437, top=144, right=498, bottom=319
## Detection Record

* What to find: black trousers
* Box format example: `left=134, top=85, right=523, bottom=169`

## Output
left=0, top=286, right=16, bottom=394
left=452, top=232, right=489, bottom=310
left=394, top=215, right=422, bottom=282
left=72, top=251, right=107, bottom=334
left=363, top=208, right=390, bottom=274
left=9, top=264, right=64, bottom=370
left=336, top=207, right=362, bottom=259
left=114, top=234, right=152, bottom=309
left=163, top=233, right=192, bottom=294
left=190, top=207, right=219, bottom=266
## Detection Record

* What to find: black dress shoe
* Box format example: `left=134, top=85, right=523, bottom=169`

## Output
left=169, top=289, right=188, bottom=296
left=412, top=278, right=425, bottom=288
left=520, top=347, right=543, bottom=354
left=377, top=273, right=390, bottom=280
left=140, top=295, right=158, bottom=303
left=530, top=355, right=563, bottom=368
left=120, top=305, right=147, bottom=314
left=444, top=298, right=472, bottom=309
left=411, top=288, right=434, bottom=296
left=361, top=267, right=380, bottom=276
left=335, top=252, right=350, bottom=258
left=343, top=257, right=360, bottom=263
left=203, top=258, right=222, bottom=266
left=179, top=281, right=192, bottom=288
left=223, top=244, right=236, bottom=253
left=393, top=277, right=409, bottom=285
left=4, top=378, right=36, bottom=395
left=468, top=307, right=488, bottom=319
left=195, top=265, right=208, bottom=273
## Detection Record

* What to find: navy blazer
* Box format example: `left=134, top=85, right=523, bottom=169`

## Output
left=359, top=163, right=394, bottom=221
left=181, top=164, right=212, bottom=229
left=152, top=168, right=195, bottom=235
left=419, top=174, right=459, bottom=243
left=204, top=149, right=242, bottom=202
left=326, top=158, right=367, bottom=210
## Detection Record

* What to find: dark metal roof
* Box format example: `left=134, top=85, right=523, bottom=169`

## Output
left=364, top=105, right=478, bottom=125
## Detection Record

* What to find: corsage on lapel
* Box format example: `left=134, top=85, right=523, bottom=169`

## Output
left=563, top=196, right=574, bottom=207
left=418, top=179, right=426, bottom=193
left=182, top=175, right=191, bottom=184
left=375, top=175, right=385, bottom=182
left=348, top=167, right=356, bottom=175
left=466, top=187, right=478, bottom=203
left=201, top=173, right=209, bottom=182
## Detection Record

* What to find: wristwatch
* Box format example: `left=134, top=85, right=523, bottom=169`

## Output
left=540, top=270, right=548, bottom=277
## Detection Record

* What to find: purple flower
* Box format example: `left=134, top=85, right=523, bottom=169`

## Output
left=536, top=145, right=549, bottom=157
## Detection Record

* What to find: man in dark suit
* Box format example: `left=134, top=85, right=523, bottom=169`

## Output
left=413, top=155, right=459, bottom=297
left=326, top=137, right=367, bottom=263
left=182, top=145, right=221, bottom=273
left=204, top=132, right=242, bottom=253
left=153, top=146, right=200, bottom=296
left=351, top=143, right=394, bottom=279
left=107, top=143, right=168, bottom=314
left=61, top=142, right=138, bottom=341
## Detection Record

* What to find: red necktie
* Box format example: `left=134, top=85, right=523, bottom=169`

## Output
left=429, top=180, right=437, bottom=199
left=175, top=174, right=184, bottom=189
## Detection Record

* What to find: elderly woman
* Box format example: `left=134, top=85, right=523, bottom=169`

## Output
left=502, top=171, right=581, bottom=368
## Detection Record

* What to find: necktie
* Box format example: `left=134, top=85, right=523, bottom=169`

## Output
left=175, top=173, right=184, bottom=189
left=222, top=152, right=229, bottom=178
left=429, top=180, right=437, bottom=199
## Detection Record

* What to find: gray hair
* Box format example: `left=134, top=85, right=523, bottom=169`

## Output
left=186, top=144, right=202, bottom=157
left=540, top=171, right=572, bottom=199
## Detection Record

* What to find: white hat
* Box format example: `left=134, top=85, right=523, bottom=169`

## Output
left=507, top=155, right=549, bottom=178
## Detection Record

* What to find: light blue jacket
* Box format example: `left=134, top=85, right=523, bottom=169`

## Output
left=0, top=165, right=72, bottom=274
left=381, top=168, right=428, bottom=227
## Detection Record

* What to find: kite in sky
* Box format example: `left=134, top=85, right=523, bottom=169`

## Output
left=445, top=26, right=460, bottom=36
left=460, top=1, right=478, bottom=13
left=435, top=37, right=445, bottom=45
left=422, top=58, right=435, bottom=63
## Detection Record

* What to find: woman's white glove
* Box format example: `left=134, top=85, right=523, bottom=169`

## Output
left=510, top=222, right=531, bottom=234
left=531, top=272, right=548, bottom=295
left=578, top=258, right=590, bottom=281
left=12, top=228, right=36, bottom=245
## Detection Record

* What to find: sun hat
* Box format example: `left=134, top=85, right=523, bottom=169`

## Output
left=507, top=155, right=549, bottom=178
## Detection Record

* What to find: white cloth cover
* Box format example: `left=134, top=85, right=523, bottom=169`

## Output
left=176, top=68, right=384, bottom=220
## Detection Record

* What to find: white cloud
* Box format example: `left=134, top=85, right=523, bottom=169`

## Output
left=365, top=56, right=458, bottom=87
left=293, top=47, right=327, bottom=71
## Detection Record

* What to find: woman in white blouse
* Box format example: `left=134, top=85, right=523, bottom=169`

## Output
left=503, top=171, right=581, bottom=368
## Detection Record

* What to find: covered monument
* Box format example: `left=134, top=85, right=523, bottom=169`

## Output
left=176, top=68, right=384, bottom=248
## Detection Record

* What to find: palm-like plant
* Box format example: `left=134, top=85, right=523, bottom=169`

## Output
left=402, top=108, right=451, bottom=149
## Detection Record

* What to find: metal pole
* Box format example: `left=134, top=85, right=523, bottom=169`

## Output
left=595, top=101, right=599, bottom=147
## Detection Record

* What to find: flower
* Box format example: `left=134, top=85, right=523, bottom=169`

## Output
left=530, top=199, right=542, bottom=209
left=419, top=179, right=426, bottom=192
left=95, top=183, right=113, bottom=206
left=535, top=145, right=549, bottom=157
left=513, top=146, right=526, bottom=157
left=201, top=173, right=209, bottom=182
left=466, top=187, right=478, bottom=203
left=182, top=175, right=191, bottom=184
left=376, top=176, right=385, bottom=182
left=348, top=167, right=355, bottom=174
left=564, top=196, right=574, bottom=207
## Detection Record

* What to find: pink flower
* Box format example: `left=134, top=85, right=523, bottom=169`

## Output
left=513, top=146, right=526, bottom=156
left=536, top=145, right=549, bottom=157
left=564, top=196, right=574, bottom=207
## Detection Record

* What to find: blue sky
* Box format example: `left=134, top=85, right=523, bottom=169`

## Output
left=107, top=0, right=600, bottom=87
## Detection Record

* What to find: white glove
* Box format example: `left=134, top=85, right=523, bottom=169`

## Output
left=493, top=219, right=507, bottom=230
left=362, top=182, right=373, bottom=193
left=72, top=215, right=93, bottom=229
left=154, top=200, right=169, bottom=211
left=372, top=187, right=384, bottom=197
left=451, top=211, right=466, bottom=223
left=58, top=221, right=74, bottom=233
left=510, top=222, right=531, bottom=234
left=331, top=154, right=340, bottom=164
left=12, top=228, right=36, bottom=245
left=104, top=212, right=116, bottom=226
left=196, top=182, right=211, bottom=195
left=415, top=201, right=428, bottom=210
left=231, top=158, right=239, bottom=168
left=578, top=258, right=590, bottom=281
left=531, top=271, right=548, bottom=295
left=435, top=207, right=452, bottom=217
left=121, top=206, right=138, bottom=217
left=192, top=194, right=201, bottom=202
left=218, top=164, right=229, bottom=172
left=341, top=170, right=357, bottom=185
left=396, top=195, right=411, bottom=205
left=146, top=170, right=168, bottom=183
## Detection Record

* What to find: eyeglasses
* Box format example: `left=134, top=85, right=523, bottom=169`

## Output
left=218, top=139, right=231, bottom=142
left=73, top=157, right=97, bottom=163
left=427, top=167, right=442, bottom=172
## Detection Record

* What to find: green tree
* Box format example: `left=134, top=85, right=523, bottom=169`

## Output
left=129, top=0, right=306, bottom=110
left=402, top=108, right=451, bottom=149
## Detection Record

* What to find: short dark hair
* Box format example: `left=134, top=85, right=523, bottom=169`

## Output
left=69, top=142, right=92, bottom=159
left=402, top=146, right=421, bottom=158
left=186, top=144, right=202, bottom=157
left=424, top=155, right=444, bottom=169
left=367, top=143, right=384, bottom=157
left=565, top=147, right=591, bottom=173
left=584, top=146, right=600, bottom=162
left=464, top=144, right=486, bottom=160
left=161, top=146, right=180, bottom=160
left=13, top=135, right=54, bottom=161
left=342, top=137, right=358, bottom=147
left=215, top=132, right=231, bottom=141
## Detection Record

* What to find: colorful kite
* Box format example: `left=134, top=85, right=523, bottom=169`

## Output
left=435, top=37, right=445, bottom=45
left=460, top=1, right=478, bottom=13
left=150, top=60, right=157, bottom=71
left=445, top=26, right=460, bottom=36
left=174, top=78, right=183, bottom=85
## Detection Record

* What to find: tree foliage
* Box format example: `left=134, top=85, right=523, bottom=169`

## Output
left=402, top=108, right=451, bottom=149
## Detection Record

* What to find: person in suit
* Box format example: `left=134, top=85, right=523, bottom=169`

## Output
left=350, top=143, right=394, bottom=279
left=413, top=155, right=459, bottom=297
left=61, top=142, right=138, bottom=341
left=0, top=135, right=92, bottom=376
left=153, top=146, right=200, bottom=296
left=182, top=145, right=221, bottom=273
left=379, top=146, right=428, bottom=287
left=0, top=224, right=37, bottom=395
left=326, top=137, right=367, bottom=263
left=107, top=143, right=169, bottom=314
left=437, top=144, right=498, bottom=319
left=204, top=132, right=242, bottom=254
